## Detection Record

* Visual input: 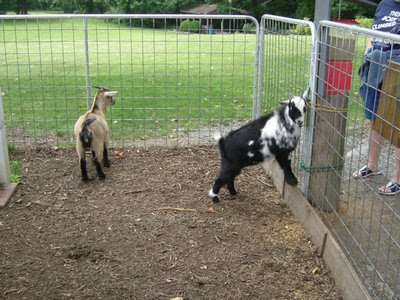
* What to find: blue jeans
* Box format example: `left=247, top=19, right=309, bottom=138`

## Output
left=359, top=48, right=400, bottom=120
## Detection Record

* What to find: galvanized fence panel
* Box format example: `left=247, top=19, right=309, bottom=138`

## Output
left=310, top=20, right=400, bottom=299
left=0, top=14, right=259, bottom=148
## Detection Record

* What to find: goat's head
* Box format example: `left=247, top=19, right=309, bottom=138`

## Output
left=281, top=89, right=310, bottom=128
left=93, top=86, right=118, bottom=112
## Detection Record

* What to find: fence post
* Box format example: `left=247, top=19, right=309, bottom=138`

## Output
left=0, top=88, right=10, bottom=184
left=83, top=18, right=91, bottom=109
left=253, top=19, right=264, bottom=119
left=307, top=27, right=355, bottom=212
left=301, top=23, right=318, bottom=198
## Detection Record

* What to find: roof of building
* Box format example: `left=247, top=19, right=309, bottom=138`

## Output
left=180, top=3, right=218, bottom=15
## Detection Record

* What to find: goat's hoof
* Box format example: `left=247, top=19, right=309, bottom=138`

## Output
left=209, top=188, right=219, bottom=203
left=104, top=161, right=110, bottom=168
left=211, top=196, right=220, bottom=203
left=99, top=174, right=106, bottom=180
left=286, top=177, right=298, bottom=186
left=229, top=190, right=237, bottom=196
left=82, top=177, right=90, bottom=182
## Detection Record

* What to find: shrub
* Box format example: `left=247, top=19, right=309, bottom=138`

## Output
left=180, top=20, right=190, bottom=32
left=355, top=16, right=373, bottom=29
left=188, top=20, right=200, bottom=33
left=289, top=18, right=312, bottom=35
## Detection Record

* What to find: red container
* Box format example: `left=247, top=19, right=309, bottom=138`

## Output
left=325, top=60, right=353, bottom=95
left=331, top=19, right=359, bottom=25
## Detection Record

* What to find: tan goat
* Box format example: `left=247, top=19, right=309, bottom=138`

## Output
left=74, top=87, right=117, bottom=180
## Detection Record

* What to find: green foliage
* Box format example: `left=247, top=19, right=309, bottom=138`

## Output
left=10, top=160, right=22, bottom=184
left=56, top=0, right=107, bottom=13
left=289, top=18, right=312, bottom=36
left=258, top=0, right=299, bottom=19
left=180, top=19, right=190, bottom=31
left=7, top=144, right=16, bottom=155
left=188, top=20, right=200, bottom=33
left=0, top=0, right=378, bottom=21
left=180, top=20, right=200, bottom=33
left=295, top=0, right=315, bottom=20
left=331, top=0, right=376, bottom=20
left=355, top=16, right=373, bottom=29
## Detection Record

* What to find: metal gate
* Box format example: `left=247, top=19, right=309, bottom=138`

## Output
left=0, top=14, right=259, bottom=148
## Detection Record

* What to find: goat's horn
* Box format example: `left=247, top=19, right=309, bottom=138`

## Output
left=91, top=85, right=102, bottom=89
left=302, top=87, right=310, bottom=101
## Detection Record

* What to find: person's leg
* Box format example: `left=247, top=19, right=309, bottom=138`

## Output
left=379, top=147, right=400, bottom=194
left=353, top=121, right=384, bottom=178
left=353, top=50, right=387, bottom=178
left=367, top=122, right=385, bottom=171
left=392, top=147, right=400, bottom=183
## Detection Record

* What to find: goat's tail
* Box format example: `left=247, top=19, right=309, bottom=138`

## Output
left=213, top=132, right=226, bottom=159
left=79, top=117, right=96, bottom=149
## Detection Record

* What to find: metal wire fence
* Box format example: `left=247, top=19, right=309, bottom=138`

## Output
left=307, top=20, right=400, bottom=299
left=2, top=13, right=400, bottom=300
left=260, top=15, right=400, bottom=299
left=0, top=14, right=259, bottom=147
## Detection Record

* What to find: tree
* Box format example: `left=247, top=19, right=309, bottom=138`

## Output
left=0, top=0, right=31, bottom=14
left=207, top=0, right=375, bottom=21
left=56, top=0, right=109, bottom=13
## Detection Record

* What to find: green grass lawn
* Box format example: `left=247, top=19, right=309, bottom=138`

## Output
left=0, top=16, right=369, bottom=146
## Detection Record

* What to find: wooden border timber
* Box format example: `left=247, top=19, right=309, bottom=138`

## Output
left=0, top=183, right=18, bottom=208
left=263, top=160, right=371, bottom=300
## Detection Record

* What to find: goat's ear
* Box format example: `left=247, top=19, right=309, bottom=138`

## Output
left=104, top=91, right=117, bottom=97
left=279, top=99, right=290, bottom=105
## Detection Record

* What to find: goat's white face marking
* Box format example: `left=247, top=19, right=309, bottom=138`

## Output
left=288, top=96, right=307, bottom=128
left=247, top=152, right=254, bottom=158
left=248, top=140, right=254, bottom=146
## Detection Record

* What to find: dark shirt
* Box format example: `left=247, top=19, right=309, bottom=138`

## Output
left=372, top=0, right=400, bottom=50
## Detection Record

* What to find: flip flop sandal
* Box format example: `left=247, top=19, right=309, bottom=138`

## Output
left=352, top=166, right=382, bottom=179
left=379, top=181, right=400, bottom=196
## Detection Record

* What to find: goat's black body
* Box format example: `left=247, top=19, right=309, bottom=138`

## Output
left=219, top=113, right=272, bottom=168
left=210, top=97, right=307, bottom=203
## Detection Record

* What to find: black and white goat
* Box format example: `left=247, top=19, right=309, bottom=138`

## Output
left=74, top=86, right=117, bottom=181
left=209, top=91, right=309, bottom=203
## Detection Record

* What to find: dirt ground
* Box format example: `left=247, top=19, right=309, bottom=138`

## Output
left=0, top=146, right=340, bottom=299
